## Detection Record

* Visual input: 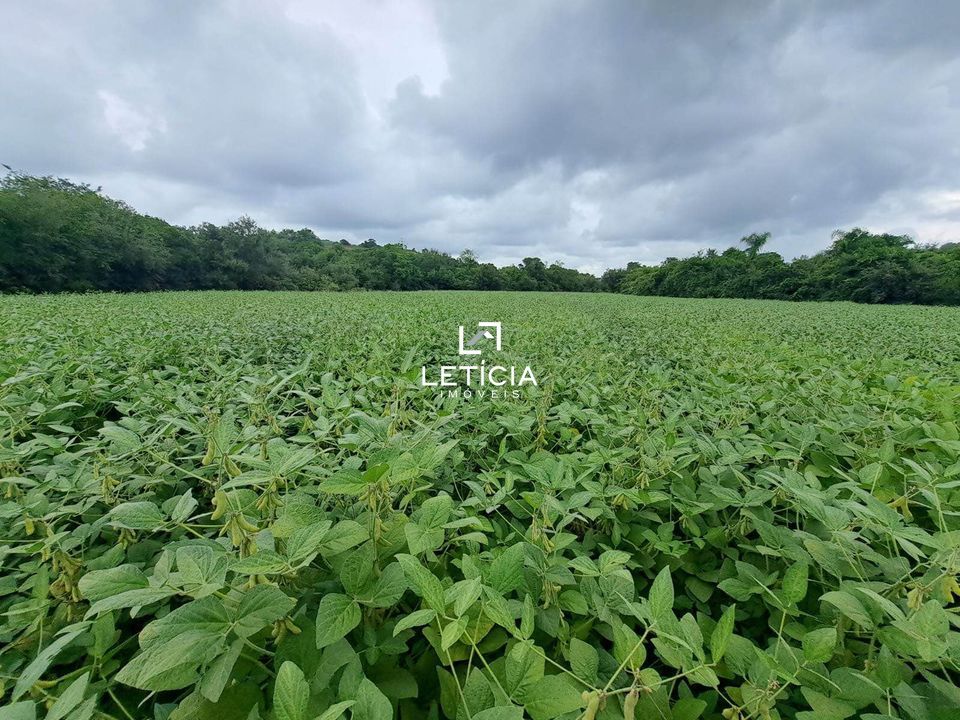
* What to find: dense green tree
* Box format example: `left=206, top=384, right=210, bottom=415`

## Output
left=615, top=229, right=959, bottom=306
left=740, top=231, right=771, bottom=256
left=3, top=171, right=958, bottom=305
left=0, top=171, right=600, bottom=294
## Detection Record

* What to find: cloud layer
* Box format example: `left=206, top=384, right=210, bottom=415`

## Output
left=3, top=1, right=959, bottom=271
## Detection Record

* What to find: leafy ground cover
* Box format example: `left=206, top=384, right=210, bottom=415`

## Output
left=1, top=291, right=959, bottom=720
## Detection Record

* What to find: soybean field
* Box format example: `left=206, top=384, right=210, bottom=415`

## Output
left=1, top=291, right=959, bottom=720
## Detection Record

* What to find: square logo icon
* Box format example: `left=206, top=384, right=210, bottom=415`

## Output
left=458, top=321, right=501, bottom=355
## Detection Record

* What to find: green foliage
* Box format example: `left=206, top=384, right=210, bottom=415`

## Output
left=1, top=291, right=959, bottom=719
left=5, top=171, right=960, bottom=305
left=614, top=229, right=960, bottom=306
left=274, top=662, right=310, bottom=720
left=0, top=171, right=600, bottom=294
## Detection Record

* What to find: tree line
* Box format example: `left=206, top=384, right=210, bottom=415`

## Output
left=0, top=173, right=600, bottom=293
left=602, top=231, right=960, bottom=305
left=2, top=171, right=958, bottom=304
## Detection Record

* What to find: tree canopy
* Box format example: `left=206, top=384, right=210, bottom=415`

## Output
left=0, top=172, right=599, bottom=294
left=606, top=229, right=960, bottom=306
left=2, top=170, right=959, bottom=305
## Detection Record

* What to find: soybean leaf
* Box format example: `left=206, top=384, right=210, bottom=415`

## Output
left=352, top=678, right=392, bottom=720
left=12, top=630, right=84, bottom=701
left=803, top=627, right=837, bottom=663
left=109, top=501, right=165, bottom=530
left=393, top=609, right=437, bottom=636
left=523, top=676, right=582, bottom=720
left=315, top=593, right=361, bottom=649
left=274, top=661, right=310, bottom=720
left=649, top=566, right=674, bottom=625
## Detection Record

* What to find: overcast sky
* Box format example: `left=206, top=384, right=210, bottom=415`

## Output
left=3, top=1, right=959, bottom=272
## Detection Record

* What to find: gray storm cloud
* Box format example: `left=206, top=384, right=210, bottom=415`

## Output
left=2, top=0, right=959, bottom=271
